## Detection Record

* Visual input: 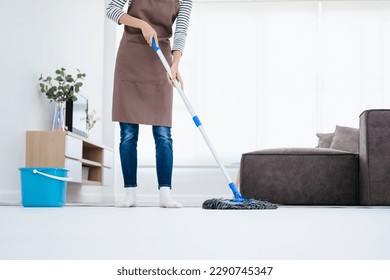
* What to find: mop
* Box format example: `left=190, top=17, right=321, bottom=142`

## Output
left=151, top=39, right=277, bottom=210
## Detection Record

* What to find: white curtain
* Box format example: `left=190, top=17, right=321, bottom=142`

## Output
left=115, top=0, right=390, bottom=167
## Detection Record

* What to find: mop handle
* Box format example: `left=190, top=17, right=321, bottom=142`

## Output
left=151, top=39, right=243, bottom=201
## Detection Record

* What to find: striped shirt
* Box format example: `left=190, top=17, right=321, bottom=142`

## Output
left=106, top=0, right=192, bottom=54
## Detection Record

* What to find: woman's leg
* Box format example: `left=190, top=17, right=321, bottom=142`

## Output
left=117, top=122, right=139, bottom=207
left=152, top=125, right=182, bottom=208
left=152, top=125, right=173, bottom=188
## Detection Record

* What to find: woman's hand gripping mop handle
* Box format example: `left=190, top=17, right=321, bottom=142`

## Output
left=151, top=38, right=244, bottom=202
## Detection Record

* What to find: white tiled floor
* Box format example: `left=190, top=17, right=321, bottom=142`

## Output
left=1, top=206, right=390, bottom=260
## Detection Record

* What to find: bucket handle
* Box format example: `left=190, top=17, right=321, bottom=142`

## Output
left=33, top=169, right=73, bottom=182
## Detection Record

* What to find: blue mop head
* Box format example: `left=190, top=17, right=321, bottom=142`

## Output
left=202, top=198, right=278, bottom=210
left=202, top=182, right=277, bottom=209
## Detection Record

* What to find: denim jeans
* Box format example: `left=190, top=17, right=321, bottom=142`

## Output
left=119, top=122, right=173, bottom=189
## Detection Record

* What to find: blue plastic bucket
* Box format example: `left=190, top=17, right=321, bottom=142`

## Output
left=19, top=167, right=69, bottom=207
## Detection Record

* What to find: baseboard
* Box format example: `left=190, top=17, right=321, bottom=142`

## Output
left=128, top=194, right=230, bottom=207
left=0, top=186, right=116, bottom=206
left=65, top=184, right=115, bottom=204
left=0, top=187, right=221, bottom=207
left=0, top=189, right=21, bottom=205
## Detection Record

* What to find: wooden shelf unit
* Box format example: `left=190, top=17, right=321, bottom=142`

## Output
left=26, top=131, right=114, bottom=186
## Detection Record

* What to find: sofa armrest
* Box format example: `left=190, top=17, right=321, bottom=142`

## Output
left=359, top=109, right=390, bottom=205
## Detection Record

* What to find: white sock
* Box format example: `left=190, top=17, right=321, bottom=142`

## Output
left=116, top=187, right=137, bottom=207
left=159, top=187, right=183, bottom=208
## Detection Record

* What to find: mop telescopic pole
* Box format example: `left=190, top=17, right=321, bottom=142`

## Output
left=151, top=38, right=244, bottom=202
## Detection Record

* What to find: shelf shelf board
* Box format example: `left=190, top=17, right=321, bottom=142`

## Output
left=81, top=180, right=102, bottom=185
left=67, top=131, right=113, bottom=151
left=80, top=159, right=102, bottom=167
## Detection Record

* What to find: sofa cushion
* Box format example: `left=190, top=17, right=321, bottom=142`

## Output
left=240, top=148, right=359, bottom=205
left=330, top=125, right=359, bottom=154
left=316, top=132, right=334, bottom=148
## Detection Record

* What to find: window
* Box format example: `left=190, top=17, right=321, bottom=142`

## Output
left=115, top=0, right=390, bottom=167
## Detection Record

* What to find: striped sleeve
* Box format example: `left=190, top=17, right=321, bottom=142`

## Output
left=106, top=0, right=192, bottom=54
left=172, top=0, right=193, bottom=54
left=106, top=0, right=130, bottom=25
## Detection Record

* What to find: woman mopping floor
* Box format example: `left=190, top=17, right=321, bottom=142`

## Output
left=106, top=0, right=193, bottom=208
left=150, top=39, right=278, bottom=210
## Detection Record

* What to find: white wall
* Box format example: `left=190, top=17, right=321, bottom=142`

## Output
left=0, top=0, right=112, bottom=204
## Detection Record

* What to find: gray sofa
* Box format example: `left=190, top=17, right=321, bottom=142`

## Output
left=239, top=110, right=390, bottom=206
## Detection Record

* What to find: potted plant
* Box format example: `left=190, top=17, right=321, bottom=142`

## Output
left=39, top=68, right=86, bottom=131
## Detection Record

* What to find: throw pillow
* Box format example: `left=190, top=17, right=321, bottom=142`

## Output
left=330, top=125, right=359, bottom=154
left=316, top=132, right=334, bottom=148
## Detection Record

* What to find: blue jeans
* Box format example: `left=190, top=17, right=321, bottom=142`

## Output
left=119, top=122, right=173, bottom=189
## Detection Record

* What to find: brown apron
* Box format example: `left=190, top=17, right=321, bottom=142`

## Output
left=112, top=0, right=179, bottom=127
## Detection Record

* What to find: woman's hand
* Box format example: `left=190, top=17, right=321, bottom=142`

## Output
left=167, top=62, right=184, bottom=89
left=118, top=15, right=159, bottom=47
left=168, top=51, right=184, bottom=89
left=140, top=21, right=159, bottom=47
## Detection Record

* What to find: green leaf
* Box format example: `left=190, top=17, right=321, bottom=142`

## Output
left=39, top=83, right=45, bottom=93
left=66, top=77, right=74, bottom=83
left=56, top=68, right=65, bottom=77
left=48, top=86, right=57, bottom=95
